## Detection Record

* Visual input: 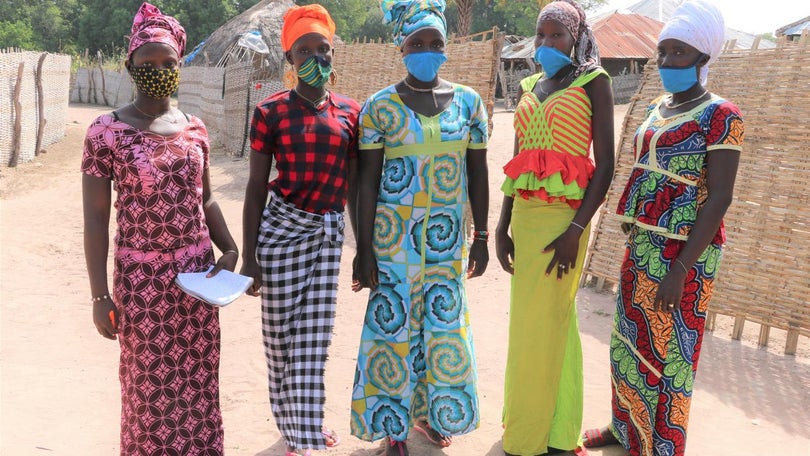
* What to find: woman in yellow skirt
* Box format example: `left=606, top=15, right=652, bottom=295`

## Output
left=494, top=0, right=614, bottom=454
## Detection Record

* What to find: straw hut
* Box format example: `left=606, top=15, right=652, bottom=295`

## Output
left=184, top=0, right=294, bottom=77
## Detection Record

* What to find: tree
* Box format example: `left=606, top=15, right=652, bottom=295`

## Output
left=0, top=20, right=36, bottom=50
left=454, top=0, right=474, bottom=36
left=74, top=0, right=260, bottom=57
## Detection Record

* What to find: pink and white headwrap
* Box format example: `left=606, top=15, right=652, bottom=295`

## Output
left=537, top=0, right=600, bottom=77
left=127, top=2, right=187, bottom=60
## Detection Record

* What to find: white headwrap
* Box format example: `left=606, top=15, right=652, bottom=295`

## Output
left=658, top=0, right=725, bottom=85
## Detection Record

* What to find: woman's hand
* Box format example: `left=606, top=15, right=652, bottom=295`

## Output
left=467, top=239, right=489, bottom=278
left=240, top=258, right=263, bottom=297
left=208, top=250, right=238, bottom=277
left=495, top=227, right=514, bottom=274
left=93, top=298, right=119, bottom=340
left=654, top=267, right=687, bottom=312
left=354, top=250, right=379, bottom=291
left=543, top=227, right=581, bottom=280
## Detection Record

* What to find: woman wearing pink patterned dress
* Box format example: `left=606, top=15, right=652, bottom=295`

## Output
left=81, top=3, right=238, bottom=455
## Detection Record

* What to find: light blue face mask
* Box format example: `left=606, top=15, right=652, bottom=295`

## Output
left=534, top=46, right=572, bottom=78
left=403, top=52, right=448, bottom=82
left=658, top=65, right=700, bottom=93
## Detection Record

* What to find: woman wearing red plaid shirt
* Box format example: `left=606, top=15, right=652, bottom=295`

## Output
left=240, top=5, right=359, bottom=456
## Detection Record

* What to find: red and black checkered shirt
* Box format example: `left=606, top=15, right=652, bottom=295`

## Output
left=250, top=90, right=360, bottom=214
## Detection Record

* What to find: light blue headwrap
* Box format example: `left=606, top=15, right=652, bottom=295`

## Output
left=381, top=0, right=447, bottom=48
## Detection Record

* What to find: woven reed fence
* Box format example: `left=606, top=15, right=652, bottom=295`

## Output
left=330, top=28, right=503, bottom=126
left=177, top=66, right=227, bottom=148
left=70, top=67, right=136, bottom=108
left=582, top=36, right=810, bottom=354
left=0, top=50, right=71, bottom=167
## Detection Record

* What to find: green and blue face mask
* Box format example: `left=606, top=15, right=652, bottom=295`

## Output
left=297, top=55, right=332, bottom=88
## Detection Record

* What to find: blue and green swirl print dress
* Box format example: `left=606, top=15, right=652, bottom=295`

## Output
left=350, top=83, right=488, bottom=442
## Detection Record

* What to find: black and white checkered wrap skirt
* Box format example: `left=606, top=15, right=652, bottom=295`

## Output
left=256, top=193, right=344, bottom=449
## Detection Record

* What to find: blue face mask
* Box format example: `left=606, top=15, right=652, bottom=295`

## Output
left=534, top=46, right=572, bottom=78
left=658, top=65, right=700, bottom=93
left=403, top=52, right=448, bottom=82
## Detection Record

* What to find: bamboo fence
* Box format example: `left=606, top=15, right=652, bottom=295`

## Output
left=581, top=34, right=810, bottom=354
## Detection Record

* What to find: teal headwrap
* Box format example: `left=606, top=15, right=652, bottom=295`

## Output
left=381, top=0, right=447, bottom=48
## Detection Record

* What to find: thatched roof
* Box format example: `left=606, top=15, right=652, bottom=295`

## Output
left=184, top=0, right=294, bottom=71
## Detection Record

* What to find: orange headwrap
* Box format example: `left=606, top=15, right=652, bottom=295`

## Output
left=281, top=4, right=336, bottom=52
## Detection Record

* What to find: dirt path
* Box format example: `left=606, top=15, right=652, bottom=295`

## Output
left=1, top=103, right=808, bottom=455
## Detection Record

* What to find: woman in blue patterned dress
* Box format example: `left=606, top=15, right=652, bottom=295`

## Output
left=350, top=1, right=489, bottom=454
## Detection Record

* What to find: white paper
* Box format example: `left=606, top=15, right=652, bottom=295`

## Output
left=175, top=266, right=254, bottom=307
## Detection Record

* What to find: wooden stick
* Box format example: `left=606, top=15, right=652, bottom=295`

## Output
left=9, top=62, right=24, bottom=167
left=34, top=52, right=48, bottom=156
left=757, top=324, right=770, bottom=347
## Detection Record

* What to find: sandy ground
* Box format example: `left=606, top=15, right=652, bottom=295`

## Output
left=1, top=102, right=809, bottom=456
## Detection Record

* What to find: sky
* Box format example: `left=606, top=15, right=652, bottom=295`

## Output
left=598, top=0, right=809, bottom=34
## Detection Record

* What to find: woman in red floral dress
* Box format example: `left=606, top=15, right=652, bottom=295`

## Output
left=81, top=3, right=238, bottom=455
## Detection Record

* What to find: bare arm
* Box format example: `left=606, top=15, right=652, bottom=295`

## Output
left=495, top=86, right=523, bottom=275
left=466, top=148, right=489, bottom=278
left=346, top=156, right=358, bottom=241
left=82, top=174, right=117, bottom=339
left=543, top=73, right=615, bottom=279
left=354, top=149, right=384, bottom=290
left=202, top=168, right=238, bottom=276
left=240, top=150, right=272, bottom=295
left=654, top=148, right=740, bottom=311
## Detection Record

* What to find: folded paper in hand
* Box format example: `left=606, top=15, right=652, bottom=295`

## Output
left=175, top=266, right=254, bottom=307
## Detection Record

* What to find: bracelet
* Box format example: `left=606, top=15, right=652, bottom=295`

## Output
left=570, top=221, right=586, bottom=231
left=473, top=230, right=489, bottom=242
left=675, top=259, right=689, bottom=274
left=91, top=294, right=111, bottom=303
left=222, top=249, right=238, bottom=256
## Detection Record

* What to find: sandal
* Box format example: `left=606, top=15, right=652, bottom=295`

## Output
left=285, top=450, right=311, bottom=456
left=412, top=419, right=452, bottom=448
left=386, top=437, right=409, bottom=456
left=321, top=428, right=340, bottom=447
left=582, top=426, right=619, bottom=448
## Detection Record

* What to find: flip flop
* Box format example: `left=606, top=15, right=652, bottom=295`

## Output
left=582, top=427, right=617, bottom=448
left=285, top=451, right=311, bottom=456
left=573, top=446, right=589, bottom=456
left=387, top=437, right=408, bottom=456
left=321, top=428, right=340, bottom=447
left=412, top=420, right=452, bottom=448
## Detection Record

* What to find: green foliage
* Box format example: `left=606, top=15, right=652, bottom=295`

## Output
left=0, top=20, right=37, bottom=50
left=295, top=0, right=389, bottom=42
left=0, top=0, right=607, bottom=56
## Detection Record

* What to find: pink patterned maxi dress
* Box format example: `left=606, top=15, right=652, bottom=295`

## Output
left=81, top=113, right=224, bottom=455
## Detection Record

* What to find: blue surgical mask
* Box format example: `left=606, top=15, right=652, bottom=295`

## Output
left=658, top=65, right=699, bottom=94
left=534, top=46, right=572, bottom=78
left=403, top=52, right=448, bottom=83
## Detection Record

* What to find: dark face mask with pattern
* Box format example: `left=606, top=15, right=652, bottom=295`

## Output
left=129, top=66, right=180, bottom=99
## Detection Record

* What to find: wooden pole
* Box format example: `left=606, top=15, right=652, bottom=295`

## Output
left=9, top=62, right=25, bottom=167
left=34, top=52, right=48, bottom=156
left=98, top=51, right=109, bottom=106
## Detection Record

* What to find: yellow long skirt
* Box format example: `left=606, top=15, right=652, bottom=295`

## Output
left=502, top=198, right=589, bottom=455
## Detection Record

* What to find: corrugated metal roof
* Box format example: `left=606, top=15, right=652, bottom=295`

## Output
left=622, top=0, right=776, bottom=49
left=590, top=12, right=664, bottom=59
left=780, top=19, right=810, bottom=37
left=501, top=12, right=663, bottom=61
left=501, top=36, right=535, bottom=60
